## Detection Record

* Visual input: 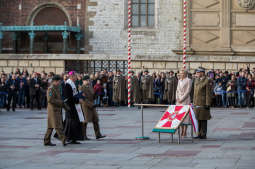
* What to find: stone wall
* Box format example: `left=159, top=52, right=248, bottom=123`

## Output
left=86, top=0, right=182, bottom=57
left=0, top=54, right=255, bottom=74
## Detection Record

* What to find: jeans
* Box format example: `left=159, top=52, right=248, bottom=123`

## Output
left=238, top=90, right=246, bottom=107
left=221, top=92, right=227, bottom=107
left=94, top=96, right=101, bottom=106
left=0, top=92, right=7, bottom=108
left=18, top=90, right=25, bottom=107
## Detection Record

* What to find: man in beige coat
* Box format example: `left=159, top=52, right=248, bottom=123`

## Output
left=141, top=70, right=154, bottom=103
left=164, top=71, right=178, bottom=104
left=80, top=75, right=106, bottom=140
left=44, top=75, right=66, bottom=146
left=176, top=69, right=192, bottom=137
left=113, top=69, right=126, bottom=106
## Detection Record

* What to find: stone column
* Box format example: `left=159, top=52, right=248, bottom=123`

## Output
left=28, top=31, right=36, bottom=54
left=75, top=33, right=83, bottom=54
left=220, top=0, right=231, bottom=51
left=12, top=32, right=17, bottom=53
left=0, top=31, right=3, bottom=53
left=62, top=31, right=68, bottom=54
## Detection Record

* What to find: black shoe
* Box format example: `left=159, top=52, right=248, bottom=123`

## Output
left=96, top=135, right=106, bottom=139
left=200, top=136, right=207, bottom=139
left=194, top=136, right=201, bottom=139
left=44, top=142, right=56, bottom=146
left=12, top=109, right=15, bottom=112
left=68, top=140, right=81, bottom=144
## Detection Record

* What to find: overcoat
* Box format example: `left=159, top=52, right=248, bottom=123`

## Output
left=113, top=75, right=126, bottom=103
left=80, top=84, right=99, bottom=123
left=193, top=76, right=212, bottom=120
left=140, top=75, right=154, bottom=101
left=47, top=85, right=63, bottom=129
left=176, top=77, right=192, bottom=105
left=130, top=75, right=141, bottom=103
left=164, top=76, right=178, bottom=103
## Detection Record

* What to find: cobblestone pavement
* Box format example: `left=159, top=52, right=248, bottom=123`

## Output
left=0, top=107, right=255, bottom=169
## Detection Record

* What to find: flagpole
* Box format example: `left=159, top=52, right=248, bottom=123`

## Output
left=183, top=0, right=187, bottom=70
left=127, top=0, right=132, bottom=108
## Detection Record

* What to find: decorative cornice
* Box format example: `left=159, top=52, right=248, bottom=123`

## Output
left=238, top=0, right=255, bottom=9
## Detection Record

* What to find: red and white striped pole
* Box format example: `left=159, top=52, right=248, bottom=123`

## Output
left=127, top=0, right=132, bottom=108
left=183, top=0, right=187, bottom=70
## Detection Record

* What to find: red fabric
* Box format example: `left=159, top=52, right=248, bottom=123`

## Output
left=94, top=84, right=102, bottom=95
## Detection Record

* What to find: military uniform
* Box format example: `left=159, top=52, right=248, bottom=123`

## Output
left=44, top=84, right=66, bottom=146
left=140, top=74, right=154, bottom=103
left=130, top=75, right=141, bottom=104
left=80, top=76, right=105, bottom=140
left=113, top=75, right=126, bottom=105
left=164, top=76, right=178, bottom=104
left=80, top=84, right=105, bottom=139
left=193, top=75, right=212, bottom=138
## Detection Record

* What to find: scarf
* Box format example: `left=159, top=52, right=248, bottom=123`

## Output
left=66, top=79, right=78, bottom=96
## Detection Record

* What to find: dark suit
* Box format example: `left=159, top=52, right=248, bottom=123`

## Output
left=6, top=79, right=19, bottom=111
left=29, top=78, right=41, bottom=110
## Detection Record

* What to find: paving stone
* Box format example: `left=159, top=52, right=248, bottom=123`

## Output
left=0, top=107, right=255, bottom=169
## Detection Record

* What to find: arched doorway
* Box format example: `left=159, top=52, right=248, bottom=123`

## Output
left=20, top=3, right=76, bottom=53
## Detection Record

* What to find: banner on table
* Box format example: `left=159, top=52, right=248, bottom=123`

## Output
left=152, top=105, right=198, bottom=133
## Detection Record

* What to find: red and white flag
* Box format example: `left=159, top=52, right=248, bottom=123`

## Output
left=189, top=105, right=199, bottom=133
left=153, top=105, right=198, bottom=133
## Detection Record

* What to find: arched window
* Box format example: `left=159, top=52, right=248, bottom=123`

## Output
left=132, top=0, right=155, bottom=28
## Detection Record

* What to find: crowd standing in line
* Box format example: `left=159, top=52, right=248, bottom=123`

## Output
left=0, top=67, right=254, bottom=112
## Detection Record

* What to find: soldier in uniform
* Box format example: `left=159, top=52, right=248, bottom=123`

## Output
left=193, top=67, right=212, bottom=139
left=80, top=76, right=106, bottom=140
left=113, top=69, right=126, bottom=106
left=44, top=75, right=67, bottom=146
left=130, top=70, right=141, bottom=105
left=164, top=71, right=178, bottom=104
left=140, top=70, right=154, bottom=104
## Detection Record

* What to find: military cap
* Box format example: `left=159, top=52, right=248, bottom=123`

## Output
left=196, top=67, right=205, bottom=73
left=144, top=69, right=149, bottom=73
left=130, top=70, right=134, bottom=74
left=82, top=75, right=90, bottom=81
left=117, top=69, right=121, bottom=72
left=52, top=75, right=61, bottom=81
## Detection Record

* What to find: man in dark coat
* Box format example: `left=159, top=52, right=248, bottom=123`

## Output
left=29, top=72, right=41, bottom=110
left=63, top=72, right=83, bottom=144
left=6, top=74, right=19, bottom=111
left=193, top=67, right=212, bottom=139
left=0, top=74, right=8, bottom=108
left=80, top=75, right=106, bottom=140
left=44, top=75, right=66, bottom=146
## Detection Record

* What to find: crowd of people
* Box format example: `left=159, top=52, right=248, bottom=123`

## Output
left=0, top=66, right=255, bottom=112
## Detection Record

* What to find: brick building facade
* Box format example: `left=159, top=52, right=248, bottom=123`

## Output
left=0, top=0, right=255, bottom=74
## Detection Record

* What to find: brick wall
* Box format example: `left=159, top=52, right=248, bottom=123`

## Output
left=0, top=0, right=86, bottom=50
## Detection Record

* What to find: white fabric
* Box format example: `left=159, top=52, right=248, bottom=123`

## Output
left=66, top=79, right=78, bottom=96
left=189, top=106, right=199, bottom=133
